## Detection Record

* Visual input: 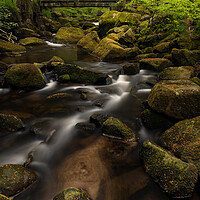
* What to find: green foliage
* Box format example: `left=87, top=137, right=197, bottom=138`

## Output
left=121, top=0, right=200, bottom=35
left=0, top=0, right=18, bottom=14
left=42, top=9, right=52, bottom=19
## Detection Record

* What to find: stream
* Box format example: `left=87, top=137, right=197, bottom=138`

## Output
left=0, top=42, right=199, bottom=200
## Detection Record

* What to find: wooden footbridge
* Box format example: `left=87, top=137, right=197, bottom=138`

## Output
left=40, top=0, right=121, bottom=7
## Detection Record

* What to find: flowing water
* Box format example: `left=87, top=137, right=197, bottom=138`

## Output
left=0, top=43, right=200, bottom=200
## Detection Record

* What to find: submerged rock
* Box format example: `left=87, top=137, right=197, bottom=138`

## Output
left=140, top=58, right=172, bottom=71
left=159, top=66, right=195, bottom=80
left=102, top=117, right=136, bottom=141
left=141, top=109, right=174, bottom=130
left=92, top=38, right=126, bottom=61
left=141, top=140, right=198, bottom=198
left=55, top=27, right=85, bottom=43
left=147, top=80, right=200, bottom=119
left=161, top=116, right=200, bottom=173
left=53, top=187, right=91, bottom=200
left=77, top=31, right=100, bottom=53
left=19, top=37, right=45, bottom=46
left=172, top=48, right=200, bottom=66
left=0, top=39, right=26, bottom=53
left=5, top=63, right=46, bottom=89
left=0, top=164, right=38, bottom=197
left=0, top=113, right=24, bottom=132
left=55, top=63, right=111, bottom=85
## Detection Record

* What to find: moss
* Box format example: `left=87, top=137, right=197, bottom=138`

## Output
left=160, top=32, right=179, bottom=43
left=5, top=63, right=46, bottom=89
left=159, top=66, right=195, bottom=80
left=0, top=164, right=38, bottom=197
left=143, top=47, right=153, bottom=53
left=77, top=31, right=100, bottom=53
left=0, top=39, right=26, bottom=53
left=53, top=187, right=91, bottom=200
left=136, top=53, right=157, bottom=60
left=19, top=37, right=45, bottom=46
left=172, top=48, right=200, bottom=66
left=107, top=25, right=129, bottom=35
left=141, top=109, right=174, bottom=130
left=0, top=61, right=8, bottom=72
left=102, top=117, right=136, bottom=141
left=107, top=33, right=121, bottom=41
left=92, top=37, right=126, bottom=61
left=55, top=27, right=85, bottom=43
left=58, top=74, right=70, bottom=83
left=139, top=58, right=172, bottom=71
left=0, top=113, right=24, bottom=132
left=147, top=80, right=200, bottom=119
left=18, top=28, right=40, bottom=38
left=141, top=140, right=198, bottom=198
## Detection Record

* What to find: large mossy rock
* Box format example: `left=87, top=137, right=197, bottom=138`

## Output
left=153, top=42, right=172, bottom=53
left=123, top=63, right=140, bottom=75
left=55, top=63, right=111, bottom=85
left=0, top=39, right=26, bottom=53
left=92, top=38, right=126, bottom=61
left=19, top=37, right=45, bottom=46
left=5, top=63, right=46, bottom=89
left=139, top=58, right=172, bottom=71
left=161, top=116, right=200, bottom=173
left=172, top=48, right=200, bottom=66
left=141, top=140, right=198, bottom=198
left=0, top=164, right=38, bottom=197
left=159, top=66, right=195, bottom=80
left=176, top=35, right=200, bottom=50
left=147, top=80, right=200, bottom=119
left=77, top=31, right=100, bottom=53
left=102, top=117, right=136, bottom=141
left=118, top=28, right=136, bottom=46
left=141, top=109, right=174, bottom=130
left=55, top=27, right=85, bottom=43
left=107, top=25, right=129, bottom=35
left=99, top=11, right=141, bottom=37
left=0, top=113, right=24, bottom=132
left=53, top=187, right=91, bottom=200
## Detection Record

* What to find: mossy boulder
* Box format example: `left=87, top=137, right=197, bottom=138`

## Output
left=123, top=63, right=140, bottom=75
left=92, top=38, right=126, bottom=61
left=53, top=187, right=91, bottom=200
left=147, top=80, right=200, bottom=119
left=6, top=64, right=46, bottom=89
left=107, top=25, right=129, bottom=35
left=191, top=77, right=200, bottom=85
left=172, top=48, right=200, bottom=66
left=140, top=58, right=172, bottom=71
left=141, top=140, right=198, bottom=198
left=0, top=194, right=9, bottom=200
left=118, top=28, right=136, bottom=46
left=17, top=28, right=40, bottom=38
left=125, top=47, right=141, bottom=59
left=136, top=53, right=158, bottom=60
left=161, top=116, right=200, bottom=173
left=176, top=35, right=200, bottom=50
left=107, top=33, right=121, bottom=41
left=0, top=113, right=24, bottom=132
left=19, top=37, right=45, bottom=46
left=159, top=66, right=195, bottom=80
left=90, top=113, right=109, bottom=127
left=153, top=42, right=171, bottom=53
left=55, top=27, right=85, bottom=43
left=102, top=117, right=136, bottom=141
left=0, top=61, right=8, bottom=72
left=0, top=39, right=26, bottom=53
left=141, top=109, right=174, bottom=130
left=159, top=32, right=179, bottom=43
left=77, top=31, right=100, bottom=53
left=99, top=11, right=141, bottom=37
left=58, top=74, right=70, bottom=83
left=55, top=64, right=111, bottom=85
left=0, top=164, right=38, bottom=197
